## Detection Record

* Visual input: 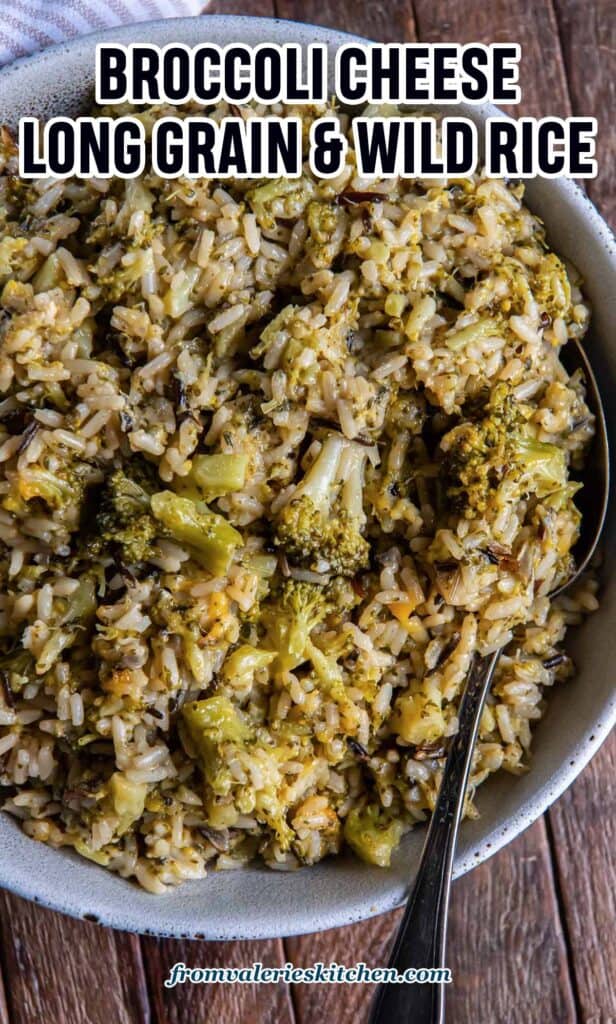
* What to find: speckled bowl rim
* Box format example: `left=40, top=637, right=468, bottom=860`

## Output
left=0, top=15, right=614, bottom=940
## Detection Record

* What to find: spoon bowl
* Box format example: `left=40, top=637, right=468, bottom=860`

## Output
left=553, top=337, right=610, bottom=593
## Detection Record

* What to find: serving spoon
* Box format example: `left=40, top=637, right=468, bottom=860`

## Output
left=369, top=336, right=609, bottom=1024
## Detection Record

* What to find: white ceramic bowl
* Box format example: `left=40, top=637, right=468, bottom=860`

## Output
left=0, top=15, right=614, bottom=939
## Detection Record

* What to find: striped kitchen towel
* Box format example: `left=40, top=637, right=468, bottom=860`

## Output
left=0, top=0, right=203, bottom=68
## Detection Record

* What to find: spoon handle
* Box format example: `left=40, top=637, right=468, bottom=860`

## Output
left=368, top=650, right=500, bottom=1024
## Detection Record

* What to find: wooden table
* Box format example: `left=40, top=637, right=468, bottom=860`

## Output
left=1, top=1, right=614, bottom=1021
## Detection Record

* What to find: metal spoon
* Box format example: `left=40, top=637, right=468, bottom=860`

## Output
left=369, top=337, right=609, bottom=1024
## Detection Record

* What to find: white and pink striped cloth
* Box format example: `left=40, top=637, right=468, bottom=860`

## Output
left=0, top=0, right=203, bottom=68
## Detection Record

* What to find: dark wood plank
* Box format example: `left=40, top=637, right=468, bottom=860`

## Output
left=0, top=968, right=8, bottom=1024
left=205, top=0, right=275, bottom=14
left=447, top=820, right=577, bottom=1024
left=0, top=892, right=149, bottom=1024
left=142, top=936, right=295, bottom=1024
left=548, top=732, right=616, bottom=1022
left=285, top=820, right=577, bottom=1024
left=274, top=0, right=417, bottom=43
left=116, top=932, right=153, bottom=1024
left=552, top=0, right=616, bottom=225
left=411, top=0, right=571, bottom=119
left=284, top=907, right=402, bottom=1024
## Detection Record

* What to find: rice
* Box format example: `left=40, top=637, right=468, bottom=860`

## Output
left=0, top=103, right=598, bottom=891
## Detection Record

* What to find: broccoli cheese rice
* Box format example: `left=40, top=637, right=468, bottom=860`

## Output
left=0, top=102, right=598, bottom=892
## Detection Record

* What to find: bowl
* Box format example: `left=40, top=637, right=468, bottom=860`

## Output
left=0, top=14, right=614, bottom=940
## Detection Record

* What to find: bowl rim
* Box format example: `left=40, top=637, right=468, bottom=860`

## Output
left=0, top=13, right=614, bottom=940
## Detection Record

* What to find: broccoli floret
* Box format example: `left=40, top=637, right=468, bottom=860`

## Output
left=440, top=383, right=570, bottom=518
left=181, top=694, right=294, bottom=849
left=182, top=695, right=252, bottom=789
left=440, top=383, right=521, bottom=517
left=533, top=253, right=572, bottom=320
left=246, top=176, right=315, bottom=230
left=274, top=433, right=370, bottom=575
left=0, top=234, right=37, bottom=285
left=2, top=460, right=95, bottom=530
left=13, top=466, right=84, bottom=509
left=150, top=491, right=243, bottom=576
left=261, top=580, right=331, bottom=677
left=260, top=580, right=358, bottom=728
left=94, top=464, right=159, bottom=564
left=93, top=245, right=157, bottom=304
left=101, top=467, right=152, bottom=519
left=116, top=456, right=160, bottom=501
left=113, top=514, right=158, bottom=564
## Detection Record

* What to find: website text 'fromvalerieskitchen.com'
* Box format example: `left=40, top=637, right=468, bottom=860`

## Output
left=164, top=962, right=453, bottom=987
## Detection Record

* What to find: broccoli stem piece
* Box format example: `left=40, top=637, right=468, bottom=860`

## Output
left=221, top=645, right=276, bottom=687
left=150, top=491, right=242, bottom=576
left=180, top=453, right=249, bottom=502
left=60, top=576, right=97, bottom=625
left=340, top=448, right=367, bottom=529
left=14, top=467, right=81, bottom=509
left=344, top=804, right=405, bottom=867
left=514, top=437, right=567, bottom=497
left=293, top=434, right=346, bottom=512
left=109, top=773, right=147, bottom=834
left=183, top=695, right=251, bottom=748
